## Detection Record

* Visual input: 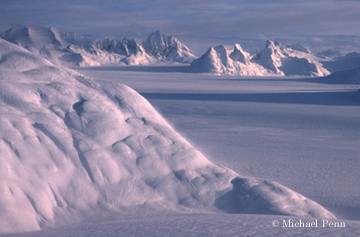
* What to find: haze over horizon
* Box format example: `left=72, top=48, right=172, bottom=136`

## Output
left=1, top=0, right=360, bottom=54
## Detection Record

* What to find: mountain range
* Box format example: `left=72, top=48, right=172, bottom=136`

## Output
left=1, top=26, right=360, bottom=77
left=0, top=27, right=196, bottom=67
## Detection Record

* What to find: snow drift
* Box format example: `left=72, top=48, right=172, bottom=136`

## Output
left=0, top=39, right=335, bottom=233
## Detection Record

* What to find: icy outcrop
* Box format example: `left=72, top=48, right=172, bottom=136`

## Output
left=142, top=31, right=196, bottom=63
left=0, top=39, right=335, bottom=233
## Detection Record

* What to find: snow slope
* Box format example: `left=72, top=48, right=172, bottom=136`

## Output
left=0, top=39, right=336, bottom=233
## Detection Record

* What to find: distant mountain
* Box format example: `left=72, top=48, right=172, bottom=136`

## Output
left=95, top=38, right=144, bottom=56
left=230, top=43, right=251, bottom=65
left=2, top=26, right=359, bottom=77
left=321, top=66, right=360, bottom=84
left=286, top=43, right=311, bottom=54
left=316, top=49, right=343, bottom=59
left=190, top=44, right=267, bottom=76
left=0, top=26, right=89, bottom=50
left=0, top=27, right=195, bottom=66
left=252, top=40, right=329, bottom=76
left=191, top=40, right=330, bottom=76
left=142, top=31, right=196, bottom=63
left=251, top=40, right=285, bottom=75
left=321, top=52, right=360, bottom=73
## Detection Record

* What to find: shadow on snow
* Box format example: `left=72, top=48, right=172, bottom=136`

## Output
left=141, top=91, right=360, bottom=106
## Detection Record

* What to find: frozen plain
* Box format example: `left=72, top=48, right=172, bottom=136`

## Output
left=2, top=57, right=359, bottom=236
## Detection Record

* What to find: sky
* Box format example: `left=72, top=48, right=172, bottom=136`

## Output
left=1, top=0, right=360, bottom=54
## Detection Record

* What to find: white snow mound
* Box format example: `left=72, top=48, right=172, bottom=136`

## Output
left=0, top=39, right=335, bottom=233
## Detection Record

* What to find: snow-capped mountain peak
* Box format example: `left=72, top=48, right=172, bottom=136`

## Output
left=213, top=45, right=230, bottom=66
left=250, top=39, right=285, bottom=73
left=191, top=45, right=269, bottom=76
left=94, top=37, right=144, bottom=56
left=190, top=39, right=333, bottom=76
left=190, top=45, right=231, bottom=74
left=142, top=31, right=196, bottom=63
left=0, top=27, right=197, bottom=66
left=265, top=39, right=275, bottom=48
left=121, top=37, right=144, bottom=56
left=142, top=30, right=166, bottom=56
left=1, top=26, right=357, bottom=77
left=229, top=43, right=250, bottom=65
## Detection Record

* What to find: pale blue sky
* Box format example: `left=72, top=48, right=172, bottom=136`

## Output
left=1, top=0, right=359, bottom=54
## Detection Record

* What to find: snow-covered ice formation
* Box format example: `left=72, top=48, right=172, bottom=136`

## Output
left=0, top=38, right=336, bottom=233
